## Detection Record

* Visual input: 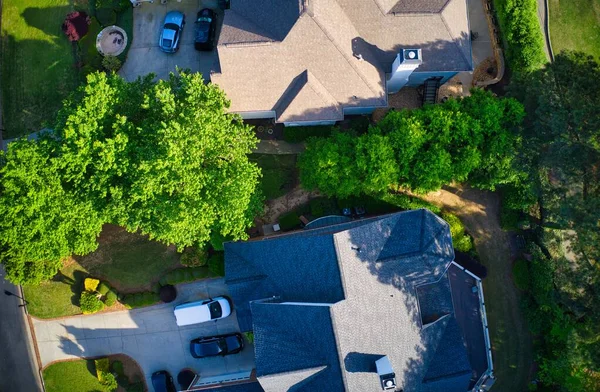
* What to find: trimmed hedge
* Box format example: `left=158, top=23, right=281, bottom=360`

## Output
left=97, top=282, right=111, bottom=295
left=80, top=291, right=104, bottom=314
left=208, top=254, right=225, bottom=277
left=105, top=290, right=118, bottom=307
left=110, top=360, right=124, bottom=376
left=84, top=278, right=100, bottom=292
left=493, top=0, right=546, bottom=74
left=283, top=126, right=334, bottom=143
left=121, top=292, right=160, bottom=309
left=278, top=211, right=301, bottom=231
left=158, top=267, right=212, bottom=286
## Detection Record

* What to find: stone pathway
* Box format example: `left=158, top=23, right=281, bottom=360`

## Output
left=254, top=139, right=305, bottom=155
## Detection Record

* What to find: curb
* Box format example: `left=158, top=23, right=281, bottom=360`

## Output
left=543, top=0, right=555, bottom=61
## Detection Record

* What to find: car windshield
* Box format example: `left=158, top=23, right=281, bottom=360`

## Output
left=225, top=335, right=241, bottom=350
left=208, top=301, right=222, bottom=319
left=196, top=16, right=212, bottom=23
left=164, top=23, right=180, bottom=31
left=162, top=39, right=172, bottom=48
left=193, top=340, right=222, bottom=356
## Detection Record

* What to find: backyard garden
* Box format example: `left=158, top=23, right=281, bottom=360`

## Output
left=0, top=0, right=132, bottom=138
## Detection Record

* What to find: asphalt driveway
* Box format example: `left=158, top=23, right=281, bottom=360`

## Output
left=120, top=0, right=221, bottom=82
left=33, top=278, right=255, bottom=388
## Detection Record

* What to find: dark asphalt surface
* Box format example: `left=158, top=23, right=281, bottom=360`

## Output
left=0, top=266, right=42, bottom=392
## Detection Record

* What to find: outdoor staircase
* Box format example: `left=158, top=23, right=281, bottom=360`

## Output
left=422, top=78, right=441, bottom=105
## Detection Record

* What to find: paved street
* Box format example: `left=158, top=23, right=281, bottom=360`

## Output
left=33, top=278, right=255, bottom=388
left=0, top=267, right=42, bottom=392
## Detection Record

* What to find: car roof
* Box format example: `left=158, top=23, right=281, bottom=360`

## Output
left=164, top=11, right=184, bottom=25
left=174, top=301, right=211, bottom=326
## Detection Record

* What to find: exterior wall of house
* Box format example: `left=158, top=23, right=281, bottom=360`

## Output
left=238, top=110, right=276, bottom=120
left=407, top=71, right=458, bottom=86
left=283, top=120, right=337, bottom=127
left=343, top=106, right=378, bottom=115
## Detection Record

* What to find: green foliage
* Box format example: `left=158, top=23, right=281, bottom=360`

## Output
left=299, top=90, right=525, bottom=197
left=251, top=154, right=296, bottom=200
left=104, top=290, right=118, bottom=306
left=441, top=213, right=473, bottom=252
left=102, top=55, right=122, bottom=72
left=84, top=278, right=100, bottom=292
left=95, top=8, right=116, bottom=26
left=377, top=193, right=441, bottom=214
left=159, top=267, right=211, bottom=285
left=79, top=17, right=102, bottom=69
left=99, top=372, right=118, bottom=391
left=80, top=290, right=105, bottom=314
left=208, top=253, right=225, bottom=277
left=121, top=291, right=160, bottom=309
left=493, top=0, right=547, bottom=74
left=43, top=359, right=106, bottom=392
left=348, top=116, right=371, bottom=133
left=97, top=282, right=111, bottom=295
left=512, top=259, right=530, bottom=290
left=309, top=198, right=338, bottom=218
left=278, top=211, right=301, bottom=231
left=209, top=231, right=231, bottom=252
left=180, top=246, right=208, bottom=267
left=244, top=332, right=255, bottom=344
left=95, top=358, right=109, bottom=377
left=110, top=360, right=124, bottom=376
left=283, top=125, right=334, bottom=143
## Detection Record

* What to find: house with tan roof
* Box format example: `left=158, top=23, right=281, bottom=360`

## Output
left=210, top=0, right=472, bottom=126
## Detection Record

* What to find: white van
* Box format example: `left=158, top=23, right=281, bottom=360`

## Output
left=174, top=297, right=232, bottom=327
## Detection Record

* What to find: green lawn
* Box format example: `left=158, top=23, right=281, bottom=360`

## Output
left=24, top=225, right=181, bottom=319
left=250, top=154, right=297, bottom=200
left=1, top=0, right=83, bottom=138
left=549, top=0, right=600, bottom=59
left=43, top=359, right=107, bottom=392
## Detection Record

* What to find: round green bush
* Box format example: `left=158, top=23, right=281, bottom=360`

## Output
left=97, top=282, right=111, bottom=295
left=95, top=8, right=117, bottom=26
left=180, top=246, right=208, bottom=267
left=80, top=291, right=105, bottom=314
left=102, top=55, right=122, bottom=72
left=454, top=234, right=473, bottom=253
left=110, top=360, right=124, bottom=376
left=104, top=290, right=118, bottom=306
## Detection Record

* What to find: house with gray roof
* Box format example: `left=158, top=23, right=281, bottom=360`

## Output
left=224, top=210, right=495, bottom=391
left=211, top=0, right=472, bottom=126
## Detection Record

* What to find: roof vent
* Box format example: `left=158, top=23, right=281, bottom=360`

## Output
left=375, top=356, right=397, bottom=390
left=401, top=49, right=421, bottom=64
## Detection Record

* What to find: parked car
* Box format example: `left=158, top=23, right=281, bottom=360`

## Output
left=190, top=333, right=244, bottom=358
left=159, top=11, right=185, bottom=53
left=151, top=370, right=176, bottom=392
left=194, top=8, right=217, bottom=51
left=174, top=296, right=231, bottom=326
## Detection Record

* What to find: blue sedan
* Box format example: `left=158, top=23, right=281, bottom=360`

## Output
left=159, top=11, right=185, bottom=53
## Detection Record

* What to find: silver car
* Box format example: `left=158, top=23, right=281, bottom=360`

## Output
left=159, top=11, right=185, bottom=53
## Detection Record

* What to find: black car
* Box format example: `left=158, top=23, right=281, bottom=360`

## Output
left=151, top=370, right=176, bottom=392
left=190, top=333, right=244, bottom=358
left=194, top=8, right=217, bottom=51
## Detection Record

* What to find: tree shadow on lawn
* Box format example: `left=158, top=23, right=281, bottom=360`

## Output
left=21, top=6, right=73, bottom=39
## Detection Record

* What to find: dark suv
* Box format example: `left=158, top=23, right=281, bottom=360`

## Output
left=190, top=333, right=244, bottom=358
left=151, top=370, right=176, bottom=392
left=194, top=8, right=217, bottom=51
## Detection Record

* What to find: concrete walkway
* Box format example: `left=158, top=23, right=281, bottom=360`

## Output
left=33, top=279, right=255, bottom=388
left=537, top=0, right=553, bottom=61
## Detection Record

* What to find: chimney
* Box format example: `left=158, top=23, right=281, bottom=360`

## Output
left=375, top=356, right=397, bottom=391
left=387, top=49, right=422, bottom=93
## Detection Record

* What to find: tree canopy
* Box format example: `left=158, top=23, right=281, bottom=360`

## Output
left=299, top=89, right=525, bottom=196
left=0, top=71, right=262, bottom=284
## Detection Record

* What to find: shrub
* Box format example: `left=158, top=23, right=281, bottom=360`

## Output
left=441, top=213, right=473, bottom=253
left=110, top=360, right=124, bottom=376
left=96, top=8, right=117, bottom=26
left=180, top=246, right=208, bottom=267
left=100, top=372, right=118, bottom=391
left=283, top=125, right=334, bottom=143
left=278, top=211, right=301, bottom=231
left=159, top=285, right=177, bottom=303
left=80, top=17, right=102, bottom=69
left=309, top=198, right=337, bottom=218
left=62, top=11, right=91, bottom=42
left=348, top=115, right=371, bottom=133
left=244, top=331, right=254, bottom=344
left=378, top=193, right=441, bottom=214
left=97, top=282, right=110, bottom=295
left=80, top=291, right=104, bottom=314
left=102, top=55, right=122, bottom=72
left=95, top=357, right=109, bottom=377
left=84, top=278, right=100, bottom=292
left=210, top=231, right=231, bottom=252
left=104, top=290, right=118, bottom=306
left=512, top=259, right=531, bottom=290
left=493, top=0, right=546, bottom=74
left=95, top=0, right=130, bottom=12
left=208, top=254, right=225, bottom=277
left=159, top=267, right=211, bottom=285
left=121, top=291, right=160, bottom=309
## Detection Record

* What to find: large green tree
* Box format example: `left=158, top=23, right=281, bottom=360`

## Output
left=299, top=89, right=525, bottom=196
left=0, top=71, right=262, bottom=284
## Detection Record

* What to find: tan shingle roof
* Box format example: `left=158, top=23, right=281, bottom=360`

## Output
left=211, top=0, right=471, bottom=122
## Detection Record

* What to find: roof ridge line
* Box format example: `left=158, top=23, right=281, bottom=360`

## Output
left=439, top=8, right=472, bottom=69
left=306, top=8, right=384, bottom=98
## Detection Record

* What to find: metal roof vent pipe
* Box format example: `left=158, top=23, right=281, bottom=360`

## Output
left=376, top=356, right=397, bottom=390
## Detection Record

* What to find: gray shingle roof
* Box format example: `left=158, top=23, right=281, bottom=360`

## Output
left=252, top=302, right=345, bottom=391
left=212, top=0, right=471, bottom=123
left=225, top=210, right=489, bottom=391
